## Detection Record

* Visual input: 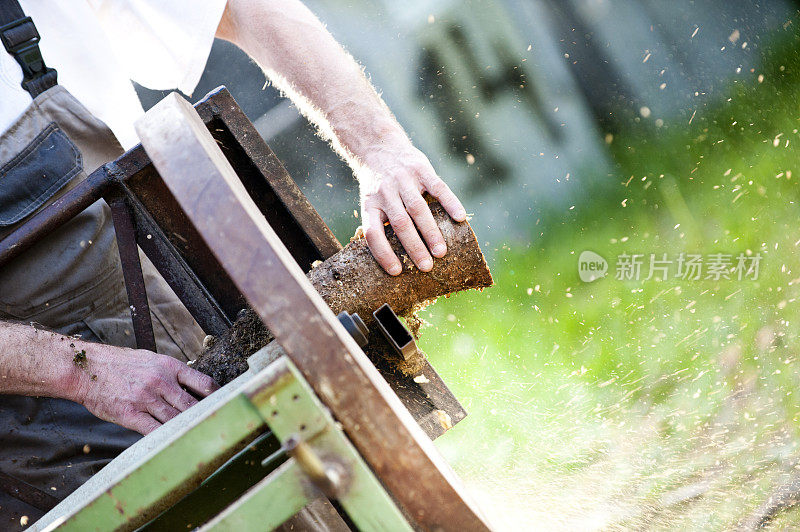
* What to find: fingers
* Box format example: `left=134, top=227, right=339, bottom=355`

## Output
left=400, top=187, right=447, bottom=259
left=360, top=151, right=465, bottom=274
left=385, top=197, right=433, bottom=272
left=177, top=366, right=219, bottom=398
left=364, top=207, right=401, bottom=275
left=162, top=384, right=200, bottom=412
left=422, top=175, right=467, bottom=222
left=148, top=400, right=181, bottom=424
left=128, top=413, right=161, bottom=435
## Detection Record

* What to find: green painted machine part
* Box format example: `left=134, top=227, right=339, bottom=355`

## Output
left=46, top=357, right=411, bottom=532
left=204, top=358, right=412, bottom=532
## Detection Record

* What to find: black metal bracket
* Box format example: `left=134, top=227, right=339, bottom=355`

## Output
left=336, top=311, right=369, bottom=348
left=372, top=303, right=419, bottom=361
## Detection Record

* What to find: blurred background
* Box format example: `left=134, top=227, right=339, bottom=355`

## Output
left=139, top=1, right=800, bottom=529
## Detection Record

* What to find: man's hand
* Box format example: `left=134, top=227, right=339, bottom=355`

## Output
left=76, top=346, right=219, bottom=435
left=0, top=322, right=220, bottom=435
left=360, top=143, right=467, bottom=275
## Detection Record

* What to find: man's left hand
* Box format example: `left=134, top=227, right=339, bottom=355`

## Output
left=360, top=143, right=467, bottom=276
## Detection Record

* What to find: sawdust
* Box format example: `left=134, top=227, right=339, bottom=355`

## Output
left=193, top=309, right=272, bottom=386
left=72, top=346, right=87, bottom=369
left=436, top=409, right=453, bottom=431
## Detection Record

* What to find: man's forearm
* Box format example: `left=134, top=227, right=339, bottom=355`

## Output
left=218, top=0, right=467, bottom=276
left=0, top=320, right=219, bottom=435
left=0, top=321, right=85, bottom=401
left=216, top=0, right=402, bottom=168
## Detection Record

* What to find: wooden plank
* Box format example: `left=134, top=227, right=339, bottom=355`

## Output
left=135, top=93, right=493, bottom=532
left=381, top=361, right=467, bottom=440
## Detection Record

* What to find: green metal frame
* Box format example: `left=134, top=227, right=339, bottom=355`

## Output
left=47, top=357, right=411, bottom=532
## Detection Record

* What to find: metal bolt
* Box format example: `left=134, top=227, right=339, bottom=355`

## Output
left=285, top=436, right=346, bottom=498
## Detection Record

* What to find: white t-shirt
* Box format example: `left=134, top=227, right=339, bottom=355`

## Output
left=0, top=0, right=227, bottom=149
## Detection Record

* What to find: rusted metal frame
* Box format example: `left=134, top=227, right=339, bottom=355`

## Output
left=0, top=88, right=278, bottom=343
left=135, top=94, right=492, bottom=531
left=0, top=85, right=334, bottom=344
left=0, top=87, right=337, bottom=327
left=106, top=190, right=158, bottom=352
left=124, top=160, right=247, bottom=324
left=194, top=87, right=342, bottom=271
left=0, top=146, right=232, bottom=348
left=123, top=189, right=232, bottom=337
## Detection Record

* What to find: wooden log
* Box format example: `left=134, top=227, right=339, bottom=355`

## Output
left=193, top=200, right=492, bottom=384
left=309, top=200, right=492, bottom=329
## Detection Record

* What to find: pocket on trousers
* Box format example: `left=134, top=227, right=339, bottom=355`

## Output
left=0, top=123, right=82, bottom=226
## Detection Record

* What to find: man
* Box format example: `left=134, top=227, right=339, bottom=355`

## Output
left=0, top=0, right=466, bottom=527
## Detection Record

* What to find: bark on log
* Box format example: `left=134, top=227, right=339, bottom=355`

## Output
left=193, top=201, right=493, bottom=384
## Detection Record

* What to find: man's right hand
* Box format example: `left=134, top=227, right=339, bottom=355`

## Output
left=0, top=321, right=219, bottom=435
left=75, top=345, right=219, bottom=435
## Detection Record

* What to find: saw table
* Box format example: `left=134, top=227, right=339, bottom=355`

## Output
left=0, top=88, right=492, bottom=531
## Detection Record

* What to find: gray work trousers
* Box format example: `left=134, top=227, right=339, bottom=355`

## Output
left=0, top=86, right=204, bottom=530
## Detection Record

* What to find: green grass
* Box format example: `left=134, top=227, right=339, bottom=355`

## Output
left=421, top=23, right=800, bottom=531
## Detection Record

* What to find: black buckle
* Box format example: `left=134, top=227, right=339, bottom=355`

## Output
left=14, top=41, right=48, bottom=78
left=0, top=16, right=56, bottom=96
left=0, top=17, right=40, bottom=53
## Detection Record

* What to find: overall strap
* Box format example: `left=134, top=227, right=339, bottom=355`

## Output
left=0, top=0, right=57, bottom=97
